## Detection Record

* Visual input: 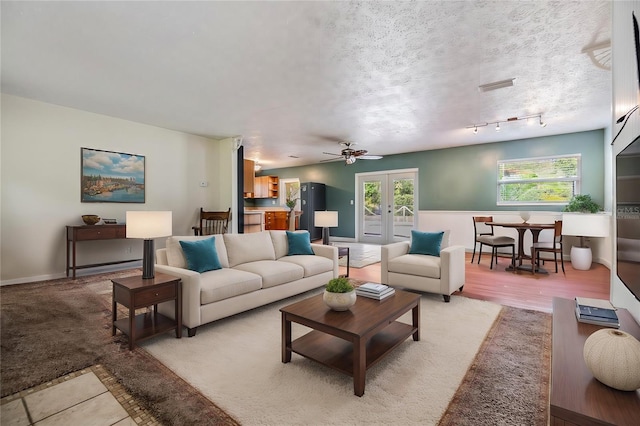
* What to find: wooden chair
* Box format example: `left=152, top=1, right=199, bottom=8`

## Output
left=531, top=220, right=565, bottom=275
left=472, top=216, right=516, bottom=270
left=192, top=208, right=231, bottom=236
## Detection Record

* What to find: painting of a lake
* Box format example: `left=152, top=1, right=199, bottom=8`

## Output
left=81, top=148, right=145, bottom=203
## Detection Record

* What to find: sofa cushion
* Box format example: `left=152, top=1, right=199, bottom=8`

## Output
left=179, top=237, right=222, bottom=273
left=286, top=231, right=314, bottom=255
left=199, top=268, right=262, bottom=305
left=166, top=235, right=229, bottom=269
left=387, top=254, right=441, bottom=279
left=409, top=230, right=444, bottom=256
left=279, top=255, right=333, bottom=277
left=233, top=260, right=304, bottom=288
left=224, top=232, right=276, bottom=267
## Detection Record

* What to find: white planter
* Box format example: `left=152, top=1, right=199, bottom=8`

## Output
left=583, top=328, right=640, bottom=391
left=323, top=290, right=356, bottom=311
left=570, top=246, right=593, bottom=270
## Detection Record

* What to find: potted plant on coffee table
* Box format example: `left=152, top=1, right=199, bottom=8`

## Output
left=323, top=277, right=356, bottom=311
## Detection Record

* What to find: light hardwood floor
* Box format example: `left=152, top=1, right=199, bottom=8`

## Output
left=342, top=252, right=610, bottom=313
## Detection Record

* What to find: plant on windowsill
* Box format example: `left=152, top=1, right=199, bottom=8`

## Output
left=323, top=277, right=356, bottom=311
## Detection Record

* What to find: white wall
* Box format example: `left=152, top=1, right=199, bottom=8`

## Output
left=611, top=1, right=640, bottom=322
left=1, top=94, right=230, bottom=284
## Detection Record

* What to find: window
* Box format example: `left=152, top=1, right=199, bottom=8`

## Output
left=497, top=155, right=580, bottom=205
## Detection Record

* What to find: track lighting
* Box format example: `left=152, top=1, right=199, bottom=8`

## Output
left=467, top=113, right=547, bottom=134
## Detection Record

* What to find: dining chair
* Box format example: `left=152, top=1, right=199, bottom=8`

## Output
left=472, top=216, right=516, bottom=270
left=192, top=207, right=231, bottom=236
left=531, top=220, right=565, bottom=275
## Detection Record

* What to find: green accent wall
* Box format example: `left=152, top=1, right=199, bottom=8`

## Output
left=250, top=130, right=605, bottom=238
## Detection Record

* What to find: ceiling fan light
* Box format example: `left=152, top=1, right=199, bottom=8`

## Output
left=346, top=156, right=356, bottom=165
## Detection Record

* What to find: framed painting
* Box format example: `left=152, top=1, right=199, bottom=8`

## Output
left=81, top=147, right=145, bottom=203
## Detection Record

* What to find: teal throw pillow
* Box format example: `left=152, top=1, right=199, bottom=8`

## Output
left=408, top=230, right=444, bottom=257
left=179, top=237, right=222, bottom=273
left=286, top=231, right=314, bottom=256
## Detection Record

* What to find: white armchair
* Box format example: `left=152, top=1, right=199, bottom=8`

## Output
left=381, top=231, right=465, bottom=302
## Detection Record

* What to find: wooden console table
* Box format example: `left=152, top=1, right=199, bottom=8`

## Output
left=66, top=224, right=139, bottom=279
left=551, top=297, right=640, bottom=425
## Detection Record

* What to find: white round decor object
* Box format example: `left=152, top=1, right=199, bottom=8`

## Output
left=520, top=211, right=531, bottom=223
left=323, top=290, right=356, bottom=311
left=583, top=328, right=640, bottom=391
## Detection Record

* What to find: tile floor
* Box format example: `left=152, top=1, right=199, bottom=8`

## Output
left=1, top=365, right=159, bottom=426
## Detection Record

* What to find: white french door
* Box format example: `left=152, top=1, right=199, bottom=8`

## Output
left=356, top=169, right=418, bottom=244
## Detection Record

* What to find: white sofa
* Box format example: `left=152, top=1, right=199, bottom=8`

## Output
left=381, top=231, right=465, bottom=302
left=155, top=231, right=338, bottom=336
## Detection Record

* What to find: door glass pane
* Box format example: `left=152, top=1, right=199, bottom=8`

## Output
left=363, top=180, right=382, bottom=237
left=393, top=178, right=414, bottom=239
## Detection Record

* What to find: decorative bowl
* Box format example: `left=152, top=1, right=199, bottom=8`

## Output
left=323, top=289, right=357, bottom=311
left=82, top=215, right=101, bottom=225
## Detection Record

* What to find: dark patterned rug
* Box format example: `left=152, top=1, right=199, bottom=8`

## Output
left=438, top=306, right=552, bottom=426
left=1, top=270, right=551, bottom=425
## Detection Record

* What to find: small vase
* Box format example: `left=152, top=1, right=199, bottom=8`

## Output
left=519, top=211, right=530, bottom=223
left=583, top=328, right=640, bottom=391
left=323, top=290, right=356, bottom=311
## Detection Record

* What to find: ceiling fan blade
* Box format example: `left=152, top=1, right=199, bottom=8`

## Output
left=319, top=157, right=342, bottom=163
left=352, top=149, right=368, bottom=157
left=322, top=152, right=343, bottom=156
left=358, top=155, right=383, bottom=160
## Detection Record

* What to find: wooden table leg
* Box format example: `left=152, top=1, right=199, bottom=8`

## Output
left=412, top=302, right=420, bottom=341
left=128, top=304, right=135, bottom=351
left=353, top=337, right=366, bottom=396
left=282, top=313, right=292, bottom=363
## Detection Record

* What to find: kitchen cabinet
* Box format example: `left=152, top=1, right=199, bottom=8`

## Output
left=243, top=211, right=264, bottom=233
left=254, top=176, right=279, bottom=198
left=264, top=211, right=289, bottom=230
left=243, top=159, right=255, bottom=196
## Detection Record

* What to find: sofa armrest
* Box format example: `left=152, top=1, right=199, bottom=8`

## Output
left=311, top=244, right=339, bottom=278
left=381, top=241, right=410, bottom=284
left=439, top=245, right=465, bottom=294
left=154, top=264, right=202, bottom=328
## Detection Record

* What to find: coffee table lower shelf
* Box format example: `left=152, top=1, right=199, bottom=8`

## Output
left=290, top=321, right=416, bottom=376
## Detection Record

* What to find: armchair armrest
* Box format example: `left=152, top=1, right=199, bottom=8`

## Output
left=439, top=245, right=465, bottom=294
left=381, top=241, right=410, bottom=284
left=311, top=244, right=339, bottom=278
left=155, top=264, right=202, bottom=329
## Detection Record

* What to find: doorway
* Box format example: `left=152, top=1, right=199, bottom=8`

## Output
left=356, top=169, right=418, bottom=244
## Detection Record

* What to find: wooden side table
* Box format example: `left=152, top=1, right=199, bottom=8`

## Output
left=551, top=297, right=640, bottom=425
left=112, top=273, right=182, bottom=350
left=337, top=246, right=350, bottom=277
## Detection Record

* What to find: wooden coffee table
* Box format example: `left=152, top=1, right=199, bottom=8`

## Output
left=280, top=288, right=420, bottom=396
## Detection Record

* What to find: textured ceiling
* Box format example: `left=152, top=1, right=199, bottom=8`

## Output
left=1, top=1, right=612, bottom=168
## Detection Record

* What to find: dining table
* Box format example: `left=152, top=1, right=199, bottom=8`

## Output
left=487, top=221, right=556, bottom=273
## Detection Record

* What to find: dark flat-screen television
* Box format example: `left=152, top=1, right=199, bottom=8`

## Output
left=616, top=134, right=640, bottom=302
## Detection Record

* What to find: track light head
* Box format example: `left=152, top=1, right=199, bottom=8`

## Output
left=473, top=126, right=478, bottom=134
left=495, top=122, right=501, bottom=131
left=539, top=116, right=547, bottom=127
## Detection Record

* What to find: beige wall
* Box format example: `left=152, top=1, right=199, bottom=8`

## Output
left=0, top=94, right=231, bottom=284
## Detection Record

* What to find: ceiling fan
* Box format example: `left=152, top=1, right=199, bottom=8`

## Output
left=321, top=142, right=383, bottom=165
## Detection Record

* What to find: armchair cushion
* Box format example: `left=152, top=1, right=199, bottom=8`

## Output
left=286, top=231, right=314, bottom=255
left=409, top=230, right=444, bottom=256
left=179, top=237, right=222, bottom=273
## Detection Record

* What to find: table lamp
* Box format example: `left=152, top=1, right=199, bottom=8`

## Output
left=126, top=211, right=173, bottom=279
left=314, top=211, right=338, bottom=245
left=562, top=213, right=610, bottom=270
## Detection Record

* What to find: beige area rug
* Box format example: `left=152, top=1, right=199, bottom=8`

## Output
left=142, top=291, right=502, bottom=425
left=335, top=242, right=381, bottom=268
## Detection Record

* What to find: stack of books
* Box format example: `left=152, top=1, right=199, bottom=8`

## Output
left=575, top=297, right=620, bottom=328
left=356, top=283, right=395, bottom=300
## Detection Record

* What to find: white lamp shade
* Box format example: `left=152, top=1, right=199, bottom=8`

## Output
left=562, top=213, right=610, bottom=237
left=314, top=211, right=338, bottom=228
left=126, top=211, right=173, bottom=239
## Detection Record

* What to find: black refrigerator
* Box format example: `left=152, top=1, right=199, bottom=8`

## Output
left=299, top=182, right=326, bottom=240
